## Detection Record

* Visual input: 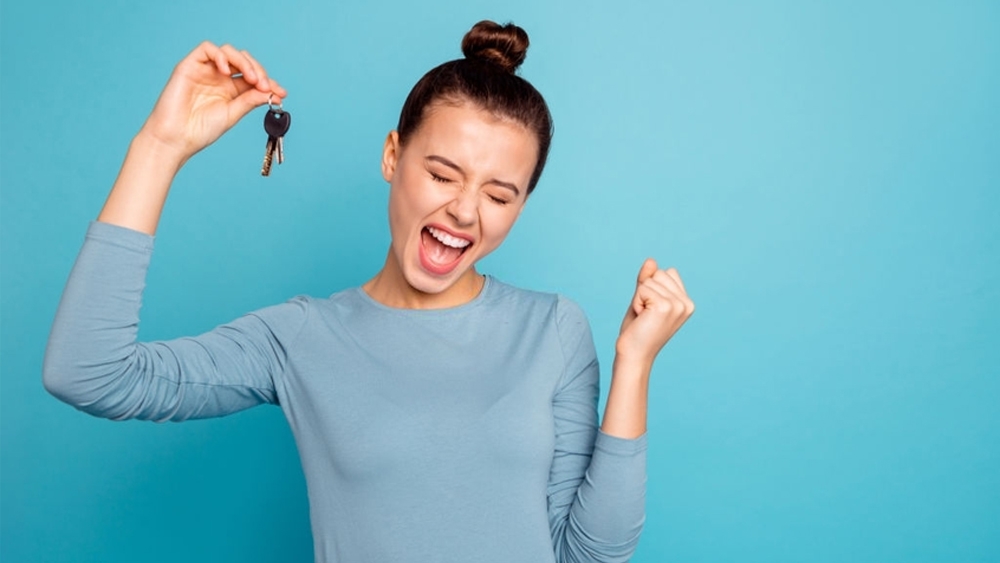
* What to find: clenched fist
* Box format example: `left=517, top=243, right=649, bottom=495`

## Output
left=616, top=258, right=695, bottom=366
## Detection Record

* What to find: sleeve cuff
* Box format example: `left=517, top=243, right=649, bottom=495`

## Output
left=594, top=430, right=648, bottom=456
left=85, top=220, right=155, bottom=253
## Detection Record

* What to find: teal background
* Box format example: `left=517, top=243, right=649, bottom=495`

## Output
left=2, top=1, right=998, bottom=561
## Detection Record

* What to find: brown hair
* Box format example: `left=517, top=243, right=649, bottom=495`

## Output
left=396, top=20, right=553, bottom=195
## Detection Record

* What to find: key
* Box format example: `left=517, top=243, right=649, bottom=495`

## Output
left=262, top=106, right=291, bottom=176
left=261, top=136, right=275, bottom=176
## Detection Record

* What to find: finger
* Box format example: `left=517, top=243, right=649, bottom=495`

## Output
left=229, top=74, right=283, bottom=102
left=632, top=282, right=669, bottom=316
left=664, top=267, right=688, bottom=294
left=636, top=258, right=658, bottom=285
left=626, top=258, right=659, bottom=321
left=238, top=49, right=268, bottom=92
left=641, top=278, right=674, bottom=301
left=630, top=290, right=645, bottom=317
left=270, top=77, right=288, bottom=98
left=219, top=44, right=257, bottom=83
left=631, top=278, right=671, bottom=316
left=651, top=269, right=683, bottom=296
left=240, top=49, right=288, bottom=97
left=228, top=88, right=272, bottom=124
left=189, top=41, right=231, bottom=76
left=661, top=268, right=694, bottom=314
left=641, top=282, right=686, bottom=320
left=639, top=278, right=696, bottom=319
left=647, top=277, right=695, bottom=316
left=240, top=49, right=273, bottom=93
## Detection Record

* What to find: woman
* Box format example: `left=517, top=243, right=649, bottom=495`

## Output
left=44, top=20, right=694, bottom=563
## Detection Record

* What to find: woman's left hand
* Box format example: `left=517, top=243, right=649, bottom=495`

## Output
left=616, top=258, right=695, bottom=367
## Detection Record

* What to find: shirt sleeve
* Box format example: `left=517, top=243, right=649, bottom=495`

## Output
left=42, top=220, right=309, bottom=422
left=547, top=295, right=647, bottom=563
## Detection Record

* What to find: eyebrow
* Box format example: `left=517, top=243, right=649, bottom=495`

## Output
left=425, top=155, right=522, bottom=197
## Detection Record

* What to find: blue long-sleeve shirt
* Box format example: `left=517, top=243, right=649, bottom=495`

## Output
left=43, top=220, right=646, bottom=562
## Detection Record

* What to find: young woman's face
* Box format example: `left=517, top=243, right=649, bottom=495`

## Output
left=381, top=102, right=538, bottom=300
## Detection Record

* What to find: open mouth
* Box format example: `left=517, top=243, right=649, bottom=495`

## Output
left=419, top=226, right=472, bottom=275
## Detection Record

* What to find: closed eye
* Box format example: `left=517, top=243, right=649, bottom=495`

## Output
left=430, top=172, right=451, bottom=183
left=488, top=195, right=510, bottom=206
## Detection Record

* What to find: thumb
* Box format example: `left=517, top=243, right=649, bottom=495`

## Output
left=228, top=88, right=272, bottom=128
left=624, top=258, right=658, bottom=323
left=636, top=258, right=658, bottom=285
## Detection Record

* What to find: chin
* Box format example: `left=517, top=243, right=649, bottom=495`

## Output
left=403, top=258, right=474, bottom=296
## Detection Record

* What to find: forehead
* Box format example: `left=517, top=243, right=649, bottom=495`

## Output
left=407, top=102, right=538, bottom=181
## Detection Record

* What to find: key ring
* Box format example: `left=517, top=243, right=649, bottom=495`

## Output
left=268, top=93, right=283, bottom=112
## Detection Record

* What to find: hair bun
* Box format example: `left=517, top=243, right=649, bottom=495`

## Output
left=461, top=20, right=529, bottom=73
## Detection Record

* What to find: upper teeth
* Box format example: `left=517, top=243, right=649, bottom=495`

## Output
left=428, top=226, right=471, bottom=249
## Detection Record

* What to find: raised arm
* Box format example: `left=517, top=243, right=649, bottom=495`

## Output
left=547, top=297, right=646, bottom=563
left=42, top=221, right=309, bottom=421
left=43, top=43, right=300, bottom=421
left=601, top=258, right=695, bottom=439
left=547, top=261, right=695, bottom=562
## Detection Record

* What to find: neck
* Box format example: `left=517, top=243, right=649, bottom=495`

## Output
left=362, top=249, right=485, bottom=309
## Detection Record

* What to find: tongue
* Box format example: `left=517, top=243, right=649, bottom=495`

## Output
left=422, top=229, right=463, bottom=264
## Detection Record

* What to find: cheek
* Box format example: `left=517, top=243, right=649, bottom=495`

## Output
left=392, top=171, right=447, bottom=216
left=388, top=176, right=423, bottom=223
left=386, top=188, right=419, bottom=255
left=387, top=179, right=448, bottom=247
left=386, top=188, right=406, bottom=233
left=479, top=208, right=521, bottom=249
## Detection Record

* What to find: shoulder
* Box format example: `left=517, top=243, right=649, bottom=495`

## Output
left=285, top=286, right=365, bottom=315
left=277, top=287, right=366, bottom=325
left=247, top=287, right=369, bottom=344
left=486, top=277, right=591, bottom=330
left=243, top=294, right=312, bottom=336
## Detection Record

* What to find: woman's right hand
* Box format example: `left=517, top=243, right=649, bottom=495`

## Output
left=138, top=41, right=287, bottom=163
left=95, top=42, right=287, bottom=235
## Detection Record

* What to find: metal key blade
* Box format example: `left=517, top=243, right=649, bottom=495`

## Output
left=261, top=136, right=275, bottom=176
left=277, top=136, right=284, bottom=165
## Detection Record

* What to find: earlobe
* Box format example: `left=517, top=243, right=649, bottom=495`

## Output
left=381, top=131, right=400, bottom=182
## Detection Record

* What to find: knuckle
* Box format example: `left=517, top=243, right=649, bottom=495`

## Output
left=654, top=301, right=675, bottom=314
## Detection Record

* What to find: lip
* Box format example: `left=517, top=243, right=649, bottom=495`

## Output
left=425, top=223, right=475, bottom=244
left=417, top=223, right=475, bottom=277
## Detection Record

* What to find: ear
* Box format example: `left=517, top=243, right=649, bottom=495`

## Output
left=381, top=130, right=400, bottom=182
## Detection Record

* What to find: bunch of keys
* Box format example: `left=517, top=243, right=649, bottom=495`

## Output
left=261, top=94, right=291, bottom=176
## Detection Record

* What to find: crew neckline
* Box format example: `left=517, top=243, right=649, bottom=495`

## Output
left=353, top=275, right=496, bottom=315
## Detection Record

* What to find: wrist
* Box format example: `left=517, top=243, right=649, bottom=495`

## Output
left=96, top=129, right=187, bottom=236
left=612, top=353, right=653, bottom=382
left=603, top=356, right=652, bottom=439
left=131, top=128, right=190, bottom=172
left=613, top=341, right=655, bottom=371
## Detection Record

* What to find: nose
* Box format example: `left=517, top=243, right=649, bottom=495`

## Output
left=446, top=187, right=479, bottom=227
